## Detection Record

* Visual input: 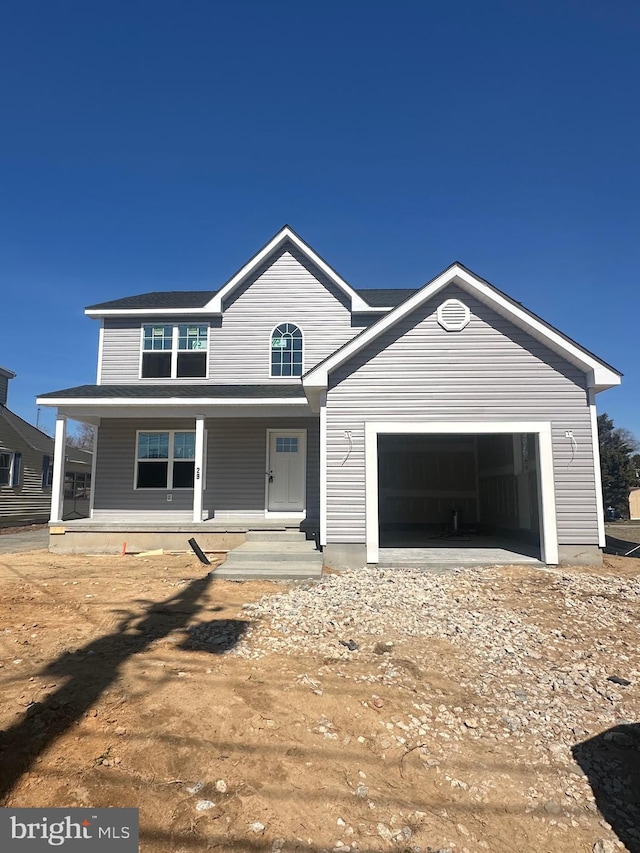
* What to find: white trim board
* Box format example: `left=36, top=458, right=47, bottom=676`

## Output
left=364, top=421, right=559, bottom=566
left=304, top=264, right=621, bottom=393
left=588, top=391, right=607, bottom=548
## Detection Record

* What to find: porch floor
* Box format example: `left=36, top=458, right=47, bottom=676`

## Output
left=58, top=516, right=316, bottom=533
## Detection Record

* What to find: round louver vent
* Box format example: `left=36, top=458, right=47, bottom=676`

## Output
left=437, top=298, right=470, bottom=331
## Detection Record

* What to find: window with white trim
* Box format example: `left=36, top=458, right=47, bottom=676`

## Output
left=271, top=323, right=303, bottom=377
left=0, top=452, right=13, bottom=486
left=141, top=324, right=208, bottom=378
left=0, top=451, right=21, bottom=487
left=135, top=431, right=196, bottom=489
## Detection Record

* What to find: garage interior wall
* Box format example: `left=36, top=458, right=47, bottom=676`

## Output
left=378, top=433, right=540, bottom=545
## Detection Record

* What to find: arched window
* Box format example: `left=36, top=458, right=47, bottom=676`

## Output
left=271, top=323, right=303, bottom=377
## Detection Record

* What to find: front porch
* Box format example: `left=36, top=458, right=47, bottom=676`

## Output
left=48, top=514, right=320, bottom=555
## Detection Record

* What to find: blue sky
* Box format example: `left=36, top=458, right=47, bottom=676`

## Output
left=1, top=0, right=638, bottom=438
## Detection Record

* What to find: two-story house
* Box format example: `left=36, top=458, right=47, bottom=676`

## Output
left=37, top=226, right=620, bottom=571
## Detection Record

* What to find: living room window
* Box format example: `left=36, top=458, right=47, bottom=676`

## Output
left=135, top=431, right=196, bottom=489
left=271, top=323, right=303, bottom=377
left=141, top=324, right=208, bottom=379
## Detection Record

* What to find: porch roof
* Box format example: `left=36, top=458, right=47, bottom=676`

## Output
left=37, top=383, right=306, bottom=401
left=35, top=383, right=312, bottom=424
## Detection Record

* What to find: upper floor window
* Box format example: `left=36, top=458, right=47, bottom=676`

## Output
left=141, top=324, right=208, bottom=379
left=271, top=323, right=303, bottom=377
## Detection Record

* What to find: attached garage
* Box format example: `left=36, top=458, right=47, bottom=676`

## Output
left=304, top=263, right=621, bottom=570
left=377, top=431, right=541, bottom=559
left=365, top=422, right=557, bottom=565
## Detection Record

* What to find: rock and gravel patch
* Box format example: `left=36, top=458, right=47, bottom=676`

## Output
left=212, top=564, right=638, bottom=850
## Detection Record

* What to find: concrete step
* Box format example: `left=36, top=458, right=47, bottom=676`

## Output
left=223, top=543, right=322, bottom=563
left=212, top=562, right=322, bottom=580
left=244, top=530, right=307, bottom=543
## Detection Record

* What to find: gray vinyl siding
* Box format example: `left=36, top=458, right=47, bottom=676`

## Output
left=93, top=417, right=319, bottom=519
left=326, top=284, right=599, bottom=547
left=0, top=421, right=50, bottom=526
left=93, top=419, right=195, bottom=513
left=210, top=247, right=361, bottom=382
left=205, top=417, right=319, bottom=519
left=99, top=247, right=365, bottom=384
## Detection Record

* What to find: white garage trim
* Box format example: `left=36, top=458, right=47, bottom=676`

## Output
left=588, top=391, right=606, bottom=548
left=364, top=421, right=559, bottom=566
left=319, top=391, right=328, bottom=546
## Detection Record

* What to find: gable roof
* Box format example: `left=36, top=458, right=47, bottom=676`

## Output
left=0, top=405, right=55, bottom=454
left=85, top=226, right=398, bottom=317
left=303, top=262, right=621, bottom=394
left=205, top=225, right=374, bottom=313
left=0, top=366, right=16, bottom=380
left=0, top=406, right=93, bottom=464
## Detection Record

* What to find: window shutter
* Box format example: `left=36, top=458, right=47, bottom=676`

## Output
left=42, top=454, right=50, bottom=488
left=11, top=452, right=22, bottom=487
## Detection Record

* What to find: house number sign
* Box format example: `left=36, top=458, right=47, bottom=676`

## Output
left=196, top=467, right=201, bottom=480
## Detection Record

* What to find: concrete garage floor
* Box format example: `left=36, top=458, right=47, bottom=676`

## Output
left=378, top=534, right=542, bottom=568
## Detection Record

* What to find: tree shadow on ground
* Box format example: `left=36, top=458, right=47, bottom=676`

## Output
left=572, top=723, right=640, bottom=853
left=0, top=572, right=249, bottom=803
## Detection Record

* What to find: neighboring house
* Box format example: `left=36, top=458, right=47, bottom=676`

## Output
left=630, top=489, right=640, bottom=521
left=36, top=226, right=621, bottom=566
left=0, top=367, right=92, bottom=527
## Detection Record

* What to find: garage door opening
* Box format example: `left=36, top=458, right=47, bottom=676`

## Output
left=377, top=432, right=542, bottom=562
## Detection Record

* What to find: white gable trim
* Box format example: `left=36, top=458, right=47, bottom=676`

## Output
left=303, top=264, right=621, bottom=392
left=207, top=226, right=371, bottom=314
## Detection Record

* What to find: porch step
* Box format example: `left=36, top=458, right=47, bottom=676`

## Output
left=244, top=530, right=307, bottom=543
left=213, top=536, right=323, bottom=580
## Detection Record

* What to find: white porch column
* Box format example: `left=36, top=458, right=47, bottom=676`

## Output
left=319, top=391, right=327, bottom=546
left=50, top=416, right=67, bottom=522
left=192, top=415, right=206, bottom=523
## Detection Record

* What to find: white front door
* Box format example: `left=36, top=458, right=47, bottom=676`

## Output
left=267, top=430, right=306, bottom=513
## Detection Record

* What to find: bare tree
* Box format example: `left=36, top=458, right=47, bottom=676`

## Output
left=66, top=422, right=95, bottom=450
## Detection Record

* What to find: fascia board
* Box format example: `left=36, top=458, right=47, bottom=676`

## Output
left=84, top=307, right=220, bottom=318
left=304, top=264, right=622, bottom=391
left=206, top=226, right=369, bottom=313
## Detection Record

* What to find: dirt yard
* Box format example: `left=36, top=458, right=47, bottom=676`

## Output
left=0, top=548, right=638, bottom=853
